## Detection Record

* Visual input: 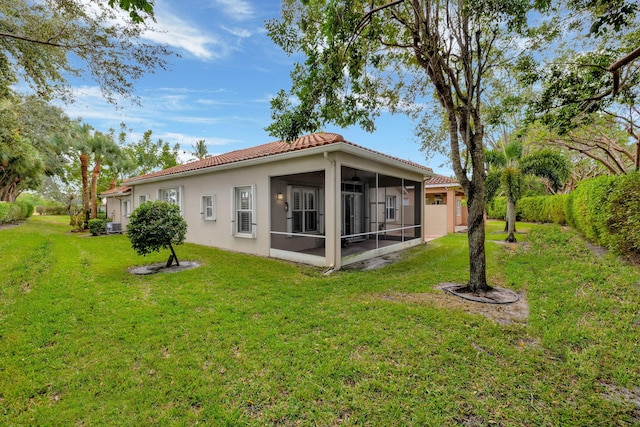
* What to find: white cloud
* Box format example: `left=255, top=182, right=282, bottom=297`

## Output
left=222, top=26, right=253, bottom=38
left=145, top=11, right=228, bottom=60
left=212, top=0, right=255, bottom=21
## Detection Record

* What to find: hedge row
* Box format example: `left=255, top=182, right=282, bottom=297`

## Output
left=487, top=173, right=640, bottom=257
left=487, top=195, right=568, bottom=225
left=0, top=201, right=35, bottom=225
left=36, top=205, right=69, bottom=215
left=567, top=173, right=640, bottom=256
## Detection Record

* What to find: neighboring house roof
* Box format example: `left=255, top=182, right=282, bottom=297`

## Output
left=99, top=186, right=131, bottom=197
left=424, top=174, right=460, bottom=188
left=125, top=132, right=433, bottom=185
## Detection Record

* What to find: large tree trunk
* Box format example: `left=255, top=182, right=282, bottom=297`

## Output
left=80, top=153, right=90, bottom=226
left=505, top=198, right=517, bottom=242
left=466, top=185, right=489, bottom=292
left=90, top=161, right=101, bottom=219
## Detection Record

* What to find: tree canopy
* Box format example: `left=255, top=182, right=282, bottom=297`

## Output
left=0, top=0, right=173, bottom=104
left=267, top=0, right=543, bottom=291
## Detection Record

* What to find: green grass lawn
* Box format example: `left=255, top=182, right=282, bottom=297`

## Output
left=1, top=216, right=639, bottom=426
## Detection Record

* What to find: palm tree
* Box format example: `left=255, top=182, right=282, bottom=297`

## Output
left=69, top=122, right=94, bottom=226
left=191, top=139, right=209, bottom=160
left=486, top=141, right=571, bottom=242
left=88, top=132, right=120, bottom=219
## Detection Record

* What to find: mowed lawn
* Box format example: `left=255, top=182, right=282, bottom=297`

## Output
left=1, top=216, right=639, bottom=426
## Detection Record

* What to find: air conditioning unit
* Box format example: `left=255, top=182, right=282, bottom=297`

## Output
left=106, top=222, right=122, bottom=234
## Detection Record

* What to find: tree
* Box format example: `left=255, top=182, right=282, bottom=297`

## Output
left=127, top=201, right=187, bottom=268
left=107, top=0, right=155, bottom=23
left=0, top=95, right=69, bottom=201
left=266, top=0, right=537, bottom=292
left=191, top=140, right=209, bottom=161
left=88, top=131, right=121, bottom=218
left=121, top=128, right=182, bottom=176
left=68, top=122, right=94, bottom=224
left=519, top=1, right=640, bottom=171
left=0, top=0, right=172, bottom=104
left=526, top=116, right=635, bottom=176
left=486, top=141, right=571, bottom=242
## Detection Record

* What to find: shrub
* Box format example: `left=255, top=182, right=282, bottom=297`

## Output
left=0, top=202, right=31, bottom=224
left=36, top=206, right=68, bottom=215
left=18, top=201, right=34, bottom=218
left=88, top=218, right=108, bottom=236
left=517, top=196, right=545, bottom=222
left=486, top=196, right=507, bottom=220
left=566, top=175, right=617, bottom=246
left=606, top=172, right=640, bottom=256
left=70, top=213, right=85, bottom=231
left=543, top=194, right=568, bottom=225
left=516, top=195, right=568, bottom=225
left=127, top=201, right=187, bottom=267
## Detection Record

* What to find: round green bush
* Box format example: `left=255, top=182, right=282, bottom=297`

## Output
left=88, top=218, right=108, bottom=236
left=127, top=201, right=187, bottom=257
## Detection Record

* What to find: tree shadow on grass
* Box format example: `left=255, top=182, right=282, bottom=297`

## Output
left=128, top=261, right=201, bottom=275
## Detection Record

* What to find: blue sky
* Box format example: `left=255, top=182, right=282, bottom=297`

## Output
left=60, top=0, right=452, bottom=176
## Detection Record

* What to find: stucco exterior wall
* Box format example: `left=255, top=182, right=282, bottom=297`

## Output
left=105, top=196, right=131, bottom=228
left=126, top=146, right=426, bottom=268
left=424, top=204, right=448, bottom=238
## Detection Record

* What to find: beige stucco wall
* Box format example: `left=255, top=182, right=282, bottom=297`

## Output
left=424, top=204, right=448, bottom=238
left=105, top=196, right=131, bottom=228
left=127, top=147, right=426, bottom=268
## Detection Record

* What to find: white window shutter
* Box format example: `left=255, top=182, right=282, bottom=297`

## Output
left=251, top=184, right=257, bottom=238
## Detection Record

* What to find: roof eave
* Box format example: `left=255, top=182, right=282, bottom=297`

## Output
left=126, top=142, right=433, bottom=186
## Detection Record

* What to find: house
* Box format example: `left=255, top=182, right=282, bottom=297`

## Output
left=100, top=183, right=132, bottom=226
left=102, top=132, right=433, bottom=269
left=424, top=174, right=468, bottom=237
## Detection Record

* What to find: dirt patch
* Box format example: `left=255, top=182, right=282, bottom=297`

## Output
left=128, top=261, right=201, bottom=275
left=585, top=241, right=608, bottom=258
left=440, top=283, right=520, bottom=304
left=488, top=239, right=530, bottom=253
left=342, top=251, right=406, bottom=271
left=0, top=223, right=21, bottom=231
left=378, top=285, right=529, bottom=325
left=600, top=381, right=640, bottom=423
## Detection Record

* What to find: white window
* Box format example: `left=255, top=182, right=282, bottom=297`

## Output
left=139, top=194, right=149, bottom=205
left=201, top=195, right=216, bottom=221
left=158, top=187, right=182, bottom=211
left=457, top=200, right=462, bottom=216
left=290, top=187, right=319, bottom=233
left=386, top=195, right=397, bottom=221
left=122, top=200, right=131, bottom=217
left=232, top=185, right=255, bottom=237
left=434, top=194, right=443, bottom=205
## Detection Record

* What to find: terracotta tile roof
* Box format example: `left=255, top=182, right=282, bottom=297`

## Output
left=99, top=185, right=131, bottom=196
left=125, top=132, right=432, bottom=183
left=424, top=174, right=459, bottom=186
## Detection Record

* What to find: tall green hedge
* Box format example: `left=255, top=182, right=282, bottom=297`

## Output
left=486, top=173, right=640, bottom=257
left=566, top=175, right=617, bottom=245
left=605, top=172, right=640, bottom=256
left=487, top=194, right=568, bottom=225
left=487, top=196, right=507, bottom=220
left=0, top=201, right=34, bottom=225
